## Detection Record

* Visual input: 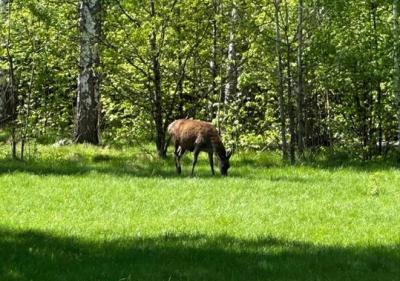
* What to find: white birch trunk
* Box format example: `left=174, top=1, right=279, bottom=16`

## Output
left=394, top=0, right=400, bottom=151
left=284, top=0, right=295, bottom=164
left=274, top=0, right=288, bottom=160
left=296, top=0, right=305, bottom=157
left=75, top=0, right=101, bottom=144
left=0, top=0, right=7, bottom=14
left=224, top=2, right=238, bottom=103
left=210, top=0, right=219, bottom=121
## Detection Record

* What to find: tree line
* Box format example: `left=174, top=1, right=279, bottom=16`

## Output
left=0, top=0, right=400, bottom=162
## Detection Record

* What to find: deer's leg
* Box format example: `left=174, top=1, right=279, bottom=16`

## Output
left=174, top=145, right=183, bottom=174
left=190, top=146, right=201, bottom=177
left=208, top=152, right=215, bottom=176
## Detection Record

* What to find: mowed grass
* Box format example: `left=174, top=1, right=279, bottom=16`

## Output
left=0, top=144, right=399, bottom=281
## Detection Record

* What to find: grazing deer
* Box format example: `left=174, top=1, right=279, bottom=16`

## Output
left=167, top=119, right=232, bottom=176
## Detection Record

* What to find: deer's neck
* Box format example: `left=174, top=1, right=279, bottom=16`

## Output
left=213, top=140, right=227, bottom=160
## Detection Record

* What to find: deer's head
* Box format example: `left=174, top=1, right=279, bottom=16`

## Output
left=219, top=149, right=233, bottom=176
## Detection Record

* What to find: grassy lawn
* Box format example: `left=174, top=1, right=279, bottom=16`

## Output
left=0, top=144, right=399, bottom=281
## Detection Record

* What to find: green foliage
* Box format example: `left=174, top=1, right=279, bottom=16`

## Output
left=101, top=97, right=154, bottom=146
left=1, top=1, right=77, bottom=143
left=0, top=0, right=398, bottom=159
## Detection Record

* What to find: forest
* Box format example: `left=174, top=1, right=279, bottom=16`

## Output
left=0, top=0, right=399, bottom=162
left=1, top=1, right=400, bottom=281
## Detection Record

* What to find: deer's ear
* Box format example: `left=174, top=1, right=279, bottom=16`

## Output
left=226, top=149, right=233, bottom=159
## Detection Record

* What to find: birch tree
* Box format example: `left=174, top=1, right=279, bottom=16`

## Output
left=281, top=0, right=296, bottom=163
left=394, top=0, right=400, bottom=151
left=274, top=0, right=288, bottom=160
left=74, top=0, right=102, bottom=144
left=224, top=1, right=238, bottom=103
left=210, top=0, right=219, bottom=121
left=296, top=0, right=305, bottom=158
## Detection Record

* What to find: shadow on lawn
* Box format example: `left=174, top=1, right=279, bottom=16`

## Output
left=0, top=149, right=398, bottom=179
left=0, top=157, right=174, bottom=178
left=0, top=159, right=315, bottom=183
left=0, top=157, right=232, bottom=179
left=308, top=159, right=400, bottom=172
left=0, top=154, right=279, bottom=179
left=0, top=228, right=399, bottom=281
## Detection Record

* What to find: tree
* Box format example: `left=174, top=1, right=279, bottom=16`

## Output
left=296, top=0, right=305, bottom=158
left=74, top=0, right=102, bottom=144
left=148, top=0, right=167, bottom=158
left=394, top=0, right=400, bottom=152
left=1, top=0, right=397, bottom=161
left=282, top=0, right=296, bottom=164
left=0, top=0, right=12, bottom=124
left=224, top=1, right=238, bottom=104
left=273, top=0, right=288, bottom=160
left=209, top=0, right=219, bottom=122
left=0, top=0, right=17, bottom=158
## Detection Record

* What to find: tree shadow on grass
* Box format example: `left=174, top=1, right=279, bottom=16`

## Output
left=0, top=158, right=319, bottom=184
left=0, top=145, right=281, bottom=179
left=0, top=148, right=398, bottom=181
left=0, top=152, right=279, bottom=180
left=228, top=152, right=400, bottom=173
left=298, top=150, right=400, bottom=172
left=0, top=228, right=399, bottom=281
left=302, top=159, right=400, bottom=173
left=0, top=156, right=184, bottom=178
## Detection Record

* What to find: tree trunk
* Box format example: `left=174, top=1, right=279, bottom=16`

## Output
left=296, top=0, right=305, bottom=159
left=0, top=2, right=7, bottom=107
left=210, top=0, right=219, bottom=121
left=224, top=2, right=238, bottom=104
left=325, top=90, right=333, bottom=151
left=284, top=0, right=296, bottom=164
left=393, top=0, right=400, bottom=152
left=74, top=0, right=102, bottom=144
left=2, top=0, right=17, bottom=158
left=174, top=7, right=185, bottom=119
left=149, top=0, right=166, bottom=158
left=0, top=0, right=12, bottom=124
left=274, top=0, right=288, bottom=161
left=371, top=3, right=382, bottom=155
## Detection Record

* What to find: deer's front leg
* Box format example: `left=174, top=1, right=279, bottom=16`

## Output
left=208, top=152, right=215, bottom=176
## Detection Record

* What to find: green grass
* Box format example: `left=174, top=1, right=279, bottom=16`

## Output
left=0, top=144, right=399, bottom=281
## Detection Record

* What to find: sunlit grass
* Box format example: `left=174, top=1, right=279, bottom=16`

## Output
left=0, top=144, right=399, bottom=280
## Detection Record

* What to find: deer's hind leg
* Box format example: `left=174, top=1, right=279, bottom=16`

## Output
left=174, top=144, right=184, bottom=175
left=190, top=145, right=201, bottom=177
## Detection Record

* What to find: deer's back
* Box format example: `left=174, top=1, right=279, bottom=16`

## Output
left=168, top=119, right=220, bottom=151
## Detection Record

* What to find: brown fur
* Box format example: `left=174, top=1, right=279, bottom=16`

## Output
left=168, top=119, right=231, bottom=176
